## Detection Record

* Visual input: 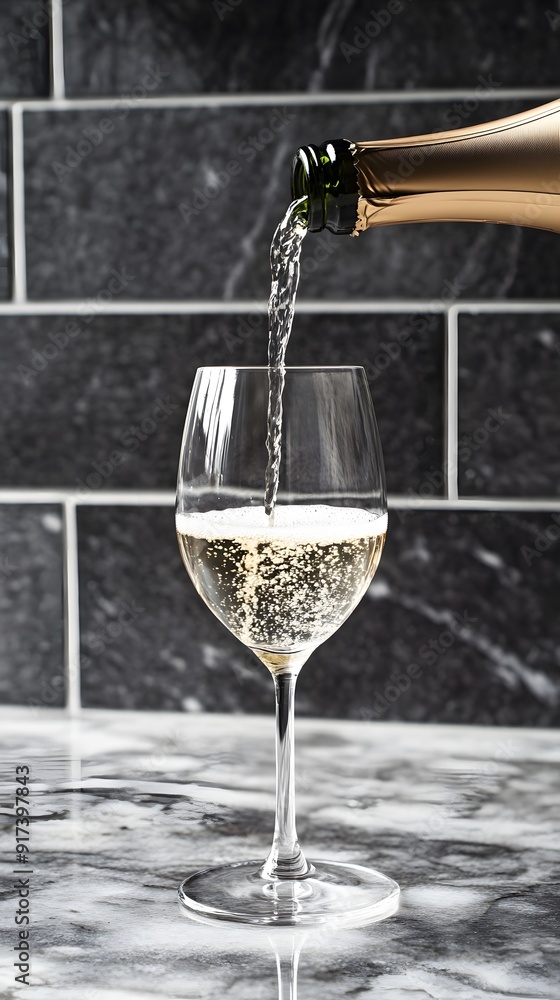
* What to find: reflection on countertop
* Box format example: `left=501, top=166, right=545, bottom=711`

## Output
left=0, top=708, right=558, bottom=998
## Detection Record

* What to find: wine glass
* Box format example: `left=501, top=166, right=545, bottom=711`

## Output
left=175, top=366, right=399, bottom=925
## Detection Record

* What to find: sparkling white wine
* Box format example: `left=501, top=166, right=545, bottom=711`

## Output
left=176, top=505, right=387, bottom=663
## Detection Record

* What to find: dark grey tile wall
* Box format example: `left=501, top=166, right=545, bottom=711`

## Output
left=458, top=313, right=560, bottom=497
left=1, top=1, right=559, bottom=724
left=315, top=508, right=560, bottom=727
left=62, top=0, right=560, bottom=94
left=77, top=505, right=268, bottom=712
left=78, top=505, right=560, bottom=726
left=0, top=505, right=64, bottom=707
left=0, top=1, right=50, bottom=97
left=23, top=101, right=559, bottom=301
left=0, top=312, right=442, bottom=495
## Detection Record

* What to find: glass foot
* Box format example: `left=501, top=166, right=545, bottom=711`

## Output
left=178, top=859, right=399, bottom=926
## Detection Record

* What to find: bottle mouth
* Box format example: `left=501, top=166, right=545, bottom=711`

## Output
left=291, top=145, right=325, bottom=231
left=290, top=139, right=358, bottom=234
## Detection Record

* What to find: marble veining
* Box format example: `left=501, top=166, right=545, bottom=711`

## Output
left=0, top=709, right=558, bottom=998
left=0, top=312, right=443, bottom=496
left=376, top=584, right=557, bottom=702
left=0, top=506, right=64, bottom=708
left=61, top=0, right=560, bottom=94
left=76, top=506, right=560, bottom=725
left=0, top=2, right=50, bottom=97
left=23, top=101, right=560, bottom=303
left=458, top=314, right=560, bottom=498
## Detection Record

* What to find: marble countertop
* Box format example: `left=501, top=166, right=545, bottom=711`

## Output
left=0, top=708, right=558, bottom=999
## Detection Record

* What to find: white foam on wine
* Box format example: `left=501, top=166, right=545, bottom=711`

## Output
left=176, top=505, right=387, bottom=542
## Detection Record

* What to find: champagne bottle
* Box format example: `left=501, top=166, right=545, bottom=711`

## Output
left=291, top=98, right=560, bottom=235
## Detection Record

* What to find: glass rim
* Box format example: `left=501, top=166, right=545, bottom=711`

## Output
left=196, top=365, right=366, bottom=372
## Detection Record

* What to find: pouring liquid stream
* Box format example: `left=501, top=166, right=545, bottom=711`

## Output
left=264, top=198, right=307, bottom=523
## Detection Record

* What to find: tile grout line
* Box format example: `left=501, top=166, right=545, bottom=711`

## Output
left=441, top=301, right=560, bottom=314
left=0, top=489, right=177, bottom=505
left=440, top=304, right=449, bottom=499
left=1, top=88, right=558, bottom=112
left=1, top=488, right=560, bottom=511
left=0, top=301, right=434, bottom=315
left=62, top=499, right=81, bottom=716
left=0, top=300, right=447, bottom=315
left=442, top=305, right=450, bottom=498
left=446, top=306, right=459, bottom=500
left=3, top=27, right=556, bottom=717
left=10, top=105, right=27, bottom=303
left=0, top=300, right=559, bottom=316
left=49, top=0, right=66, bottom=100
left=387, top=496, right=560, bottom=511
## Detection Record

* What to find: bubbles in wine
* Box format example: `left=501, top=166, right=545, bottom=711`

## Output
left=177, top=505, right=387, bottom=657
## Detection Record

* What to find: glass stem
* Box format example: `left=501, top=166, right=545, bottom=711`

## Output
left=261, top=669, right=310, bottom=879
left=273, top=936, right=302, bottom=1000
